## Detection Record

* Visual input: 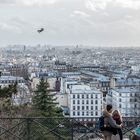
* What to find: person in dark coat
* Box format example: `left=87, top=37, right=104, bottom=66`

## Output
left=112, top=110, right=123, bottom=140
left=103, top=104, right=122, bottom=140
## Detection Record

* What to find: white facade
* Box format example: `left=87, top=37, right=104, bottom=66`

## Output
left=55, top=93, right=68, bottom=107
left=31, top=77, right=40, bottom=90
left=68, top=84, right=103, bottom=120
left=132, top=65, right=140, bottom=72
left=106, top=88, right=140, bottom=117
left=60, top=77, right=79, bottom=94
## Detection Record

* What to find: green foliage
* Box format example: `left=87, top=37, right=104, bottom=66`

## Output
left=0, top=83, right=17, bottom=116
left=32, top=78, right=63, bottom=117
left=0, top=83, right=17, bottom=98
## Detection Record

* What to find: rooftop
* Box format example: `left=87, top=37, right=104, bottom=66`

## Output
left=0, top=76, right=24, bottom=81
left=113, top=87, right=140, bottom=93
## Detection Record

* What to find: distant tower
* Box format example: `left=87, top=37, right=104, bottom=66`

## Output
left=23, top=45, right=26, bottom=51
left=55, top=77, right=61, bottom=92
left=23, top=45, right=26, bottom=57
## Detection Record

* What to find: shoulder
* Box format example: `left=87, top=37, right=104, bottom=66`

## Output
left=103, top=110, right=112, bottom=118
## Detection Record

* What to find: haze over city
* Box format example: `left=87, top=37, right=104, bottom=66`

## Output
left=1, top=0, right=140, bottom=47
left=1, top=1, right=140, bottom=139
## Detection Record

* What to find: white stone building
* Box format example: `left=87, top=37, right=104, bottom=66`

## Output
left=106, top=88, right=140, bottom=117
left=67, top=84, right=103, bottom=121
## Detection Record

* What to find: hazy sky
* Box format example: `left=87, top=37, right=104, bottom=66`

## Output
left=0, top=0, right=140, bottom=46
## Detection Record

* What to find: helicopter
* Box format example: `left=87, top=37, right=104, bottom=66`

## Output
left=37, top=28, right=44, bottom=33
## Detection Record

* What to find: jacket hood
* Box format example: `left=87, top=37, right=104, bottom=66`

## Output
left=103, top=109, right=112, bottom=117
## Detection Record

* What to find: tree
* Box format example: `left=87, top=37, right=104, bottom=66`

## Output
left=0, top=83, right=17, bottom=116
left=32, top=78, right=63, bottom=117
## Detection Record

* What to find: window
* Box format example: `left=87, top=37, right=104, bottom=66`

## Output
left=86, top=94, right=89, bottom=98
left=95, top=94, right=98, bottom=98
left=119, top=104, right=121, bottom=108
left=102, top=82, right=104, bottom=87
left=86, top=111, right=89, bottom=116
left=95, top=100, right=98, bottom=104
left=77, top=106, right=80, bottom=110
left=82, top=94, right=84, bottom=98
left=91, top=94, right=93, bottom=98
left=67, top=85, right=69, bottom=88
left=91, top=106, right=93, bottom=110
left=73, top=100, right=75, bottom=104
left=86, top=100, right=89, bottom=104
left=82, top=100, right=84, bottom=104
left=82, top=106, right=84, bottom=110
left=73, top=95, right=75, bottom=98
left=77, top=112, right=80, bottom=116
left=91, top=111, right=93, bottom=116
left=95, top=112, right=98, bottom=116
left=77, top=94, right=80, bottom=98
left=95, top=106, right=98, bottom=110
left=82, top=112, right=84, bottom=116
left=73, top=112, right=75, bottom=116
left=86, top=106, right=89, bottom=110
left=73, top=106, right=75, bottom=110
left=119, top=98, right=121, bottom=102
left=91, top=100, right=93, bottom=104
left=77, top=100, right=80, bottom=104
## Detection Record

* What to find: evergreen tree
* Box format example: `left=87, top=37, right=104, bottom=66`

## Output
left=32, top=78, right=63, bottom=117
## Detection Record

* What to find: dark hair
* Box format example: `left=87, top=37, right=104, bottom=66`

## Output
left=106, top=104, right=112, bottom=111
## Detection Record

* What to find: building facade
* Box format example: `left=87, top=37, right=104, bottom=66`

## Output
left=106, top=88, right=140, bottom=117
left=68, top=85, right=103, bottom=122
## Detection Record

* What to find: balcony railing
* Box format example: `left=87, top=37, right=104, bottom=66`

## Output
left=0, top=117, right=139, bottom=140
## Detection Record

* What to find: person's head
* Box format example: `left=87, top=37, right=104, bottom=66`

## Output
left=106, top=104, right=113, bottom=113
left=112, top=109, right=120, bottom=116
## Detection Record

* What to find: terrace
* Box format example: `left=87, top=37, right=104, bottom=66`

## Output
left=0, top=117, right=139, bottom=140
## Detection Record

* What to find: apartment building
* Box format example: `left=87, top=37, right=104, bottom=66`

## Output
left=68, top=84, right=103, bottom=121
left=106, top=88, right=140, bottom=117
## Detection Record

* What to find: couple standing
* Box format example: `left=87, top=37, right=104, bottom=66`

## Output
left=103, top=104, right=123, bottom=140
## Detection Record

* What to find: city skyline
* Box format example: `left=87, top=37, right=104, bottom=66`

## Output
left=1, top=0, right=140, bottom=47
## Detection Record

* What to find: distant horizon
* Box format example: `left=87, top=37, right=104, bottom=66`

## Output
left=1, top=44, right=140, bottom=49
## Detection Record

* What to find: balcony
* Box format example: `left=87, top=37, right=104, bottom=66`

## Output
left=0, top=117, right=139, bottom=140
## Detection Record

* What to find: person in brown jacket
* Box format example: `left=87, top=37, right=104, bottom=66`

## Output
left=103, top=104, right=122, bottom=140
